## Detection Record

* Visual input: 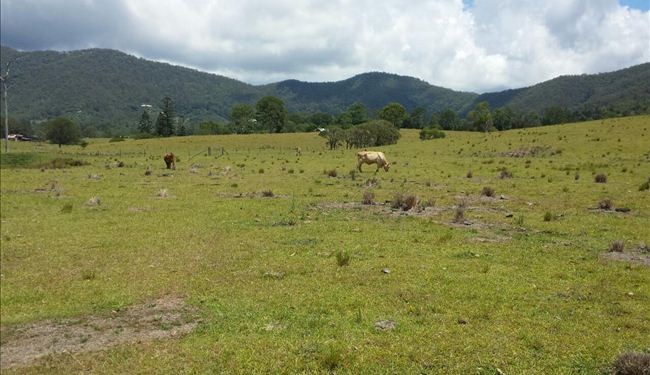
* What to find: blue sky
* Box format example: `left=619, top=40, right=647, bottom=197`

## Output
left=2, top=0, right=649, bottom=92
left=620, top=0, right=650, bottom=10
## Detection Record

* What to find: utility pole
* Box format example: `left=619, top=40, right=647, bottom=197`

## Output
left=1, top=59, right=15, bottom=153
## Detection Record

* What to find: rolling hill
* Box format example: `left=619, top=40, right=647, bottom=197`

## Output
left=1, top=44, right=649, bottom=133
left=470, top=63, right=650, bottom=116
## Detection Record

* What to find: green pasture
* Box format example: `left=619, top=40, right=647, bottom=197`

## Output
left=1, top=116, right=649, bottom=373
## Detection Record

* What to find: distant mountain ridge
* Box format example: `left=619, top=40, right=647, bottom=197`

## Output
left=1, top=45, right=649, bottom=132
left=470, top=63, right=650, bottom=115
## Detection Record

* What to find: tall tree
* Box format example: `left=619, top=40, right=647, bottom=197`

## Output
left=378, top=102, right=407, bottom=128
left=468, top=101, right=493, bottom=132
left=255, top=96, right=287, bottom=133
left=155, top=96, right=175, bottom=137
left=403, top=107, right=427, bottom=129
left=338, top=103, right=368, bottom=126
left=310, top=112, right=333, bottom=127
left=492, top=107, right=515, bottom=131
left=230, top=104, right=256, bottom=133
left=137, top=109, right=152, bottom=134
left=45, top=117, right=81, bottom=147
left=439, top=109, right=460, bottom=130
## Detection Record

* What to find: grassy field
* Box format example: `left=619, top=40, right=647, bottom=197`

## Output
left=1, top=116, right=649, bottom=373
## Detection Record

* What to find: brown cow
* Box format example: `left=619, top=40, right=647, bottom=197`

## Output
left=357, top=151, right=389, bottom=172
left=164, top=153, right=176, bottom=170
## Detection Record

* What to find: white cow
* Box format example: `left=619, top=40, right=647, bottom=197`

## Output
left=357, top=151, right=390, bottom=172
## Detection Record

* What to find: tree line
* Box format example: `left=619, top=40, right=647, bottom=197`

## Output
left=1, top=95, right=642, bottom=146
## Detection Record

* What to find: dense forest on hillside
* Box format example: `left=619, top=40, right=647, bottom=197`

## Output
left=472, top=63, right=650, bottom=117
left=1, top=45, right=649, bottom=138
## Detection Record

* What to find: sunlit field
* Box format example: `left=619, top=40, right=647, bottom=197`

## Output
left=1, top=116, right=649, bottom=373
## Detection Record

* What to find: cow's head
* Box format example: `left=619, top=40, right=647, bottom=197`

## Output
left=383, top=162, right=390, bottom=171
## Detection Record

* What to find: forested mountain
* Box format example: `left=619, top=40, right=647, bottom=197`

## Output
left=0, top=45, right=474, bottom=133
left=470, top=63, right=650, bottom=116
left=1, top=44, right=649, bottom=135
left=267, top=73, right=476, bottom=115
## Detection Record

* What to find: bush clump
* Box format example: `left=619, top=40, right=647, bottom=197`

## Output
left=346, top=120, right=401, bottom=148
left=419, top=127, right=446, bottom=140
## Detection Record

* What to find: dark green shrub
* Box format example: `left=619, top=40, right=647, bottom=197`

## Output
left=419, top=127, right=446, bottom=140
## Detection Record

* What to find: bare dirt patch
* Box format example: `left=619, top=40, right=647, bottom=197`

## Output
left=0, top=296, right=200, bottom=370
left=600, top=251, right=650, bottom=267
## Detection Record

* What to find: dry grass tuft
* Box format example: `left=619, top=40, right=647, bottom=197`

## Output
left=453, top=199, right=467, bottom=223
left=595, top=173, right=607, bottom=183
left=499, top=168, right=513, bottom=179
left=362, top=191, right=375, bottom=205
left=391, top=193, right=418, bottom=211
left=86, top=197, right=101, bottom=206
left=325, top=169, right=337, bottom=177
left=481, top=186, right=495, bottom=197
left=611, top=351, right=650, bottom=375
left=262, top=190, right=274, bottom=197
left=598, top=198, right=614, bottom=210
left=609, top=240, right=625, bottom=253
left=157, top=189, right=169, bottom=198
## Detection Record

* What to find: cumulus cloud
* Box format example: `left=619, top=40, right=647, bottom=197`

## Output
left=1, top=0, right=648, bottom=92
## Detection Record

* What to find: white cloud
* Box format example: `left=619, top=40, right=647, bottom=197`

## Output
left=1, top=0, right=648, bottom=92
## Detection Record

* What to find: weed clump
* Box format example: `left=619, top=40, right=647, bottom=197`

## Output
left=391, top=193, right=418, bottom=211
left=640, top=179, right=650, bottom=191
left=453, top=200, right=467, bottom=223
left=598, top=198, right=614, bottom=210
left=595, top=173, right=607, bottom=183
left=543, top=211, right=555, bottom=222
left=481, top=186, right=495, bottom=197
left=320, top=344, right=345, bottom=371
left=60, top=203, right=73, bottom=213
left=336, top=250, right=351, bottom=267
left=262, top=190, right=274, bottom=197
left=466, top=170, right=473, bottom=178
left=325, top=169, right=337, bottom=178
left=40, top=158, right=88, bottom=169
left=362, top=191, right=375, bottom=205
left=609, top=240, right=625, bottom=253
left=611, top=351, right=650, bottom=375
left=365, top=178, right=379, bottom=188
left=258, top=168, right=265, bottom=174
left=86, top=196, right=101, bottom=206
left=499, top=168, right=513, bottom=179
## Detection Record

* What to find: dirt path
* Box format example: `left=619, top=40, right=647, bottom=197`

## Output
left=0, top=296, right=200, bottom=369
